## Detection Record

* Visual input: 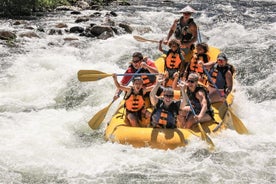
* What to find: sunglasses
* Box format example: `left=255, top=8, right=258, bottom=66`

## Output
left=187, top=80, right=195, bottom=83
left=132, top=59, right=141, bottom=63
left=164, top=94, right=173, bottom=98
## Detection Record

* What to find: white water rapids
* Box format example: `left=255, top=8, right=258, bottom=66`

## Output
left=0, top=0, right=275, bottom=183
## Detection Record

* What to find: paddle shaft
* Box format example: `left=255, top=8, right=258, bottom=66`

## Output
left=186, top=96, right=215, bottom=148
left=133, top=35, right=159, bottom=43
left=78, top=70, right=158, bottom=82
left=81, top=73, right=157, bottom=77
left=197, top=27, right=202, bottom=43
left=117, top=73, right=158, bottom=76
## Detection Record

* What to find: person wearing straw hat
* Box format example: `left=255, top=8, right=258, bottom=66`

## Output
left=163, top=5, right=198, bottom=56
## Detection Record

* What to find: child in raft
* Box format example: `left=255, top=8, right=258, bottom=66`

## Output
left=112, top=74, right=153, bottom=127
left=159, top=39, right=186, bottom=87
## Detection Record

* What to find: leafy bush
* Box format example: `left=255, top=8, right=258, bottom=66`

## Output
left=0, top=0, right=116, bottom=17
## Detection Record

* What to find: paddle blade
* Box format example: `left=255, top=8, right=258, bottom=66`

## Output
left=222, top=111, right=233, bottom=128
left=218, top=93, right=234, bottom=118
left=133, top=35, right=159, bottom=43
left=88, top=102, right=113, bottom=129
left=218, top=102, right=228, bottom=119
left=78, top=70, right=107, bottom=75
left=78, top=70, right=112, bottom=82
left=198, top=123, right=215, bottom=149
left=229, top=109, right=249, bottom=134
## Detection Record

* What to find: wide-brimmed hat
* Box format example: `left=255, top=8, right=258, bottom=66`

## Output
left=178, top=5, right=196, bottom=13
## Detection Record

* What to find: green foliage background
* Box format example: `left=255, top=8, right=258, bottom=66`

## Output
left=0, top=0, right=113, bottom=17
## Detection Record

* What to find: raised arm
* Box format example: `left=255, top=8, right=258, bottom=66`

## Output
left=112, top=73, right=131, bottom=92
left=178, top=81, right=188, bottom=110
left=172, top=72, right=180, bottom=90
left=150, top=75, right=163, bottom=106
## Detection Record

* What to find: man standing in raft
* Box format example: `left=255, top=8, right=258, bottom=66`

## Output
left=163, top=5, right=198, bottom=57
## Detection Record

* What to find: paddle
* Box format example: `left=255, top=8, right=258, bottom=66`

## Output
left=88, top=100, right=115, bottom=129
left=186, top=97, right=215, bottom=149
left=133, top=35, right=159, bottom=43
left=197, top=27, right=202, bottom=43
left=202, top=67, right=249, bottom=134
left=78, top=70, right=158, bottom=82
left=87, top=68, right=142, bottom=129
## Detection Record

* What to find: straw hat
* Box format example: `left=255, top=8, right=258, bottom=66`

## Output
left=178, top=5, right=196, bottom=13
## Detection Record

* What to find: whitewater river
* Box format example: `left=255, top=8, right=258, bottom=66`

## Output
left=0, top=0, right=275, bottom=183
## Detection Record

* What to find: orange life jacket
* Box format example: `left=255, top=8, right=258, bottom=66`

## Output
left=165, top=52, right=182, bottom=70
left=189, top=53, right=210, bottom=74
left=158, top=109, right=169, bottom=125
left=124, top=87, right=145, bottom=112
left=141, top=75, right=154, bottom=87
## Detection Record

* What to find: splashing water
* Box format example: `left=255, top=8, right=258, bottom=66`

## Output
left=0, top=0, right=275, bottom=183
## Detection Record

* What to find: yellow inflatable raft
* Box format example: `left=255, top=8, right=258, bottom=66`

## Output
left=104, top=46, right=232, bottom=150
left=105, top=98, right=232, bottom=150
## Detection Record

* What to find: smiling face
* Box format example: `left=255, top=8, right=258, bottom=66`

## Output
left=132, top=79, right=143, bottom=92
left=132, top=56, right=142, bottom=69
left=186, top=73, right=198, bottom=92
left=162, top=88, right=174, bottom=106
left=217, top=58, right=227, bottom=67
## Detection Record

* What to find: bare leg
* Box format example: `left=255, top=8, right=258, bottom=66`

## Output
left=127, top=113, right=139, bottom=127
left=184, top=113, right=212, bottom=129
left=208, top=88, right=225, bottom=103
left=200, top=114, right=212, bottom=122
left=178, top=106, right=190, bottom=128
left=183, top=115, right=194, bottom=129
